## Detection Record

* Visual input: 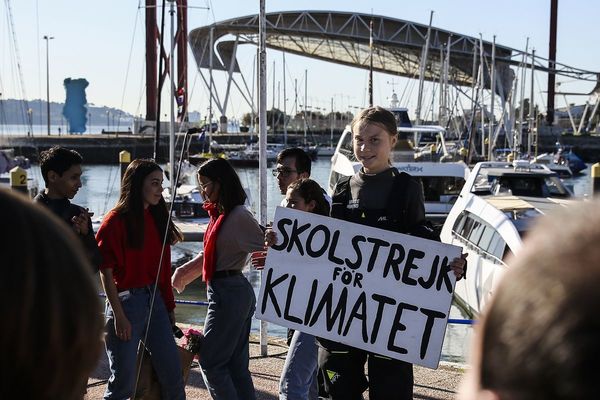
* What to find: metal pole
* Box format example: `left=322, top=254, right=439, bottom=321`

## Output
left=304, top=69, right=308, bottom=145
left=489, top=36, right=496, bottom=161
left=43, top=35, right=54, bottom=136
left=529, top=49, right=536, bottom=157
left=272, top=60, right=276, bottom=133
left=546, top=0, right=558, bottom=126
left=258, top=0, right=268, bottom=357
left=368, top=19, right=373, bottom=107
left=209, top=27, right=214, bottom=144
left=415, top=10, right=433, bottom=125
left=283, top=52, right=287, bottom=145
left=479, top=35, right=485, bottom=157
left=518, top=38, right=529, bottom=154
left=169, top=0, right=176, bottom=194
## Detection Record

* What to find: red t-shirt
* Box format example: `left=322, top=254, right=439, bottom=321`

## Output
left=96, top=209, right=175, bottom=311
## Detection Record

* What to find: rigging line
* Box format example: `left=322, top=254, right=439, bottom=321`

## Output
left=534, top=72, right=548, bottom=113
left=118, top=4, right=142, bottom=123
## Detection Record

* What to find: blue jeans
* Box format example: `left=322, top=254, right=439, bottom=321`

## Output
left=104, top=286, right=185, bottom=400
left=279, top=330, right=318, bottom=400
left=200, top=274, right=256, bottom=399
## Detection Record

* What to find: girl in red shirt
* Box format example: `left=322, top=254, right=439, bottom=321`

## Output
left=96, top=159, right=185, bottom=400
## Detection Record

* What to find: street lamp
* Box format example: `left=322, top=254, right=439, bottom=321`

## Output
left=43, top=35, right=54, bottom=136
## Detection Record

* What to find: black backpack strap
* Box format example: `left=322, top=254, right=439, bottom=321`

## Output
left=386, top=169, right=411, bottom=232
left=330, top=176, right=351, bottom=219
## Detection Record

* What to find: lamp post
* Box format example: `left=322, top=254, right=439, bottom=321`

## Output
left=43, top=35, right=54, bottom=136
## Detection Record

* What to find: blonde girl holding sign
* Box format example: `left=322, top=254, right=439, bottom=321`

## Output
left=319, top=106, right=467, bottom=400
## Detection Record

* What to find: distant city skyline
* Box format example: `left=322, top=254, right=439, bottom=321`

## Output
left=1, top=0, right=598, bottom=123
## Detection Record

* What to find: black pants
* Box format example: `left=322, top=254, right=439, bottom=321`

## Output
left=317, top=339, right=413, bottom=400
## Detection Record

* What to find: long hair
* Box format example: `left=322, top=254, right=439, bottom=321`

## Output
left=198, top=158, right=246, bottom=214
left=287, top=178, right=330, bottom=216
left=0, top=189, right=102, bottom=400
left=113, top=159, right=182, bottom=248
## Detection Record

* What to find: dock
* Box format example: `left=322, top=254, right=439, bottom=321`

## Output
left=175, top=219, right=208, bottom=242
left=85, top=334, right=466, bottom=399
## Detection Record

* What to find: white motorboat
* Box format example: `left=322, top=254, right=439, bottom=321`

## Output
left=440, top=160, right=576, bottom=316
left=531, top=153, right=572, bottom=178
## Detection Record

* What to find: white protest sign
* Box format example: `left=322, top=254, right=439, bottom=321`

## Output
left=256, top=207, right=462, bottom=369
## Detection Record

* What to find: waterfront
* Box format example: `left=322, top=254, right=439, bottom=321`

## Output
left=22, top=158, right=595, bottom=364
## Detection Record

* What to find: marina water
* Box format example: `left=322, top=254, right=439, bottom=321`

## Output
left=24, top=158, right=594, bottom=364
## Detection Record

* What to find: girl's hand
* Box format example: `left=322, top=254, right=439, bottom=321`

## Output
left=450, top=253, right=468, bottom=281
left=114, top=313, right=132, bottom=341
left=172, top=267, right=188, bottom=293
left=264, top=229, right=278, bottom=247
left=251, top=250, right=267, bottom=270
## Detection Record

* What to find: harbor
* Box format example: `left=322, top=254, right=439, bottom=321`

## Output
left=3, top=0, right=600, bottom=398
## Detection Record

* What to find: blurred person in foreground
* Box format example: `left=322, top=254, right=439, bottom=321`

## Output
left=0, top=189, right=103, bottom=399
left=459, top=199, right=600, bottom=400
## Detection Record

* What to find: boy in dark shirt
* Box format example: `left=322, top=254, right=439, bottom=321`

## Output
left=34, top=146, right=101, bottom=271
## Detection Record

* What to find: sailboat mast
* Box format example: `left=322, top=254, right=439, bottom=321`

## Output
left=546, top=0, right=558, bottom=126
left=489, top=36, right=496, bottom=161
left=368, top=19, right=374, bottom=107
left=415, top=10, right=434, bottom=125
left=529, top=49, right=536, bottom=156
left=258, top=0, right=268, bottom=356
left=283, top=52, right=287, bottom=145
left=169, top=0, right=176, bottom=193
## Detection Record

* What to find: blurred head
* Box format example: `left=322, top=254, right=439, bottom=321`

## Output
left=114, top=159, right=181, bottom=247
left=0, top=189, right=103, bottom=400
left=39, top=146, right=84, bottom=199
left=459, top=200, right=600, bottom=400
left=274, top=147, right=311, bottom=194
left=285, top=178, right=330, bottom=217
left=350, top=106, right=398, bottom=174
left=198, top=158, right=246, bottom=213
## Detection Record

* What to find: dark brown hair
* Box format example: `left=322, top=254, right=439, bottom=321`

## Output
left=0, top=189, right=102, bottom=399
left=113, top=159, right=182, bottom=248
left=287, top=178, right=330, bottom=217
left=479, top=200, right=600, bottom=399
left=197, top=158, right=246, bottom=214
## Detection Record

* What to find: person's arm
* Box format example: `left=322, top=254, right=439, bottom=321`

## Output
left=100, top=268, right=132, bottom=341
left=172, top=251, right=203, bottom=293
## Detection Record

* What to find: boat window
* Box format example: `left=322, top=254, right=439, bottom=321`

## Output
left=421, top=177, right=465, bottom=202
left=490, top=237, right=507, bottom=260
left=453, top=212, right=468, bottom=234
left=468, top=220, right=485, bottom=244
left=339, top=131, right=354, bottom=158
left=477, top=225, right=495, bottom=250
left=460, top=216, right=476, bottom=238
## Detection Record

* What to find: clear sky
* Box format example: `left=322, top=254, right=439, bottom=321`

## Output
left=1, top=0, right=598, bottom=123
